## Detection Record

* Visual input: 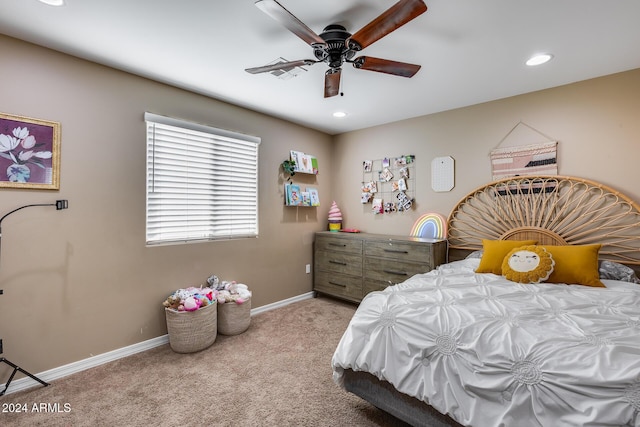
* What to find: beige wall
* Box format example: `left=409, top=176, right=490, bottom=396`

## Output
left=332, top=69, right=640, bottom=236
left=0, top=35, right=332, bottom=374
left=2, top=32, right=639, bottom=378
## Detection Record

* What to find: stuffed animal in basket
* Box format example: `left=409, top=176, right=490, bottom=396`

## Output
left=162, top=295, right=181, bottom=310
left=229, top=283, right=252, bottom=302
left=183, top=296, right=201, bottom=311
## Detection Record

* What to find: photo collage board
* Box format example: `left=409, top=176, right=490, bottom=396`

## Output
left=361, top=155, right=416, bottom=214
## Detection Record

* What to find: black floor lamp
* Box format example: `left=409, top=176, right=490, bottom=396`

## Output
left=0, top=200, right=68, bottom=396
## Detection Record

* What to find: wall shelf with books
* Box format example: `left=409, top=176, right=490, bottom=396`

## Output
left=289, top=150, right=318, bottom=175
left=284, top=183, right=320, bottom=207
left=283, top=150, right=319, bottom=207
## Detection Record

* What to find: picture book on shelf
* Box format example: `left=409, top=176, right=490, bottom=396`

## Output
left=285, top=183, right=302, bottom=206
left=307, top=187, right=320, bottom=206
left=301, top=191, right=311, bottom=206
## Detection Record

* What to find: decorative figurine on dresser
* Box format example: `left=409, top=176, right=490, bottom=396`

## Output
left=327, top=201, right=342, bottom=232
left=313, top=231, right=447, bottom=303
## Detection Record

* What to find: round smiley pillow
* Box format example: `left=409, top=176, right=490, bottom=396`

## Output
left=501, top=245, right=555, bottom=284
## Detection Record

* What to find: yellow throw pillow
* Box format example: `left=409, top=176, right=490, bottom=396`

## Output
left=476, top=239, right=538, bottom=275
left=541, top=244, right=605, bottom=287
left=502, top=245, right=555, bottom=284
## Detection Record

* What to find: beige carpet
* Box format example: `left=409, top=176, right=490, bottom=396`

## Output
left=1, top=296, right=411, bottom=426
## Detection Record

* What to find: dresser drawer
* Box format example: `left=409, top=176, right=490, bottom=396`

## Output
left=315, top=235, right=362, bottom=255
left=364, top=257, right=432, bottom=284
left=314, top=270, right=362, bottom=302
left=315, top=251, right=362, bottom=276
left=365, top=240, right=434, bottom=263
left=363, top=279, right=392, bottom=296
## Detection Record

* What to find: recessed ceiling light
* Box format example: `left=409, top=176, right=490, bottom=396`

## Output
left=333, top=111, right=347, bottom=118
left=39, top=0, right=65, bottom=5
left=526, top=54, right=553, bottom=66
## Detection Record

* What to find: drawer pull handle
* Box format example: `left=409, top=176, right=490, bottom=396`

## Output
left=329, top=281, right=346, bottom=287
left=384, top=249, right=409, bottom=254
left=329, top=260, right=347, bottom=265
left=383, top=269, right=408, bottom=276
left=329, top=243, right=347, bottom=247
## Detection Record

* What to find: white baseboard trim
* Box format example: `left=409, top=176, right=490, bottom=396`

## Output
left=4, top=291, right=316, bottom=395
left=249, top=291, right=315, bottom=316
left=3, top=335, right=169, bottom=395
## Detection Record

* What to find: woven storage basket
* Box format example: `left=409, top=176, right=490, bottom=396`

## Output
left=217, top=297, right=251, bottom=336
left=165, top=302, right=217, bottom=353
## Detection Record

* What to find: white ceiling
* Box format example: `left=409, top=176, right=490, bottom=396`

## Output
left=1, top=0, right=640, bottom=135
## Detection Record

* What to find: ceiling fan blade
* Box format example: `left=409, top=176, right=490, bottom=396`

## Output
left=347, top=0, right=427, bottom=51
left=353, top=56, right=421, bottom=77
left=255, top=0, right=327, bottom=47
left=245, top=59, right=316, bottom=74
left=324, top=68, right=341, bottom=98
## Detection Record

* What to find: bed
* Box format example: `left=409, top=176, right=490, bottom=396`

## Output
left=332, top=176, right=640, bottom=427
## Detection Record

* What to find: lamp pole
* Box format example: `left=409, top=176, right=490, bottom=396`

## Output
left=0, top=199, right=68, bottom=396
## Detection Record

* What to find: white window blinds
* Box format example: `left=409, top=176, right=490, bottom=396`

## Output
left=145, top=112, right=260, bottom=245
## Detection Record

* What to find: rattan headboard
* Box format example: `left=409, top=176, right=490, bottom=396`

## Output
left=447, top=176, right=640, bottom=267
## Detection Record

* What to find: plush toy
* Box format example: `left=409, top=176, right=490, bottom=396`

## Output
left=217, top=289, right=232, bottom=303
left=502, top=245, right=555, bottom=284
left=229, top=283, right=252, bottom=300
left=174, top=288, right=191, bottom=301
left=204, top=290, right=216, bottom=303
left=183, top=296, right=201, bottom=311
left=207, top=275, right=220, bottom=289
left=162, top=295, right=182, bottom=310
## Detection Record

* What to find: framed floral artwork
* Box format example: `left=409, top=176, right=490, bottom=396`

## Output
left=0, top=112, right=61, bottom=190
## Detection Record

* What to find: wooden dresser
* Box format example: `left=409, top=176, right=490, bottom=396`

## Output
left=313, top=231, right=447, bottom=303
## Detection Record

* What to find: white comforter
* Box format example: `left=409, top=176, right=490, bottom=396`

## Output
left=332, top=259, right=640, bottom=427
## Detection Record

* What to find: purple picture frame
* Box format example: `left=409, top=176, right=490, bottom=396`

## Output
left=0, top=112, right=61, bottom=190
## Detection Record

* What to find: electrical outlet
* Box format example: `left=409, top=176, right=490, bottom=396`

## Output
left=305, top=264, right=311, bottom=274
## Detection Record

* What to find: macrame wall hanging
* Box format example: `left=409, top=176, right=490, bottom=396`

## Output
left=490, top=121, right=558, bottom=180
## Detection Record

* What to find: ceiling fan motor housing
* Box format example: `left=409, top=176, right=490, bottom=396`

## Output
left=314, top=24, right=355, bottom=69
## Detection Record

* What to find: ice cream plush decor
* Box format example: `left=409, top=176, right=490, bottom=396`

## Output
left=328, top=201, right=342, bottom=232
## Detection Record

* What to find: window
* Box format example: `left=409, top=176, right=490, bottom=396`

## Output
left=145, top=112, right=260, bottom=245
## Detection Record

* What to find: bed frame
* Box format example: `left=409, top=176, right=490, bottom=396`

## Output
left=341, top=175, right=640, bottom=426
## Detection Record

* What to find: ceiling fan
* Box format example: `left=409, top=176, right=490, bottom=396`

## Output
left=245, top=0, right=428, bottom=98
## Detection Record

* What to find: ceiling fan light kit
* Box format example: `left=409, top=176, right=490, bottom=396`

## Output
left=247, top=0, right=428, bottom=98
